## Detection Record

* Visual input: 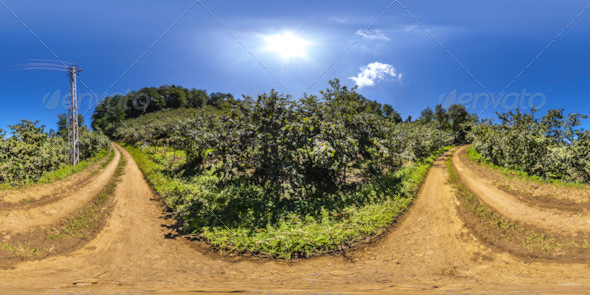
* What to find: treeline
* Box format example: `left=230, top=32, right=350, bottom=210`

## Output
left=0, top=119, right=110, bottom=185
left=92, top=83, right=476, bottom=142
left=471, top=109, right=590, bottom=183
left=91, top=85, right=234, bottom=137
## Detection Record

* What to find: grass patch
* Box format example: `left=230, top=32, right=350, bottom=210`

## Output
left=124, top=143, right=451, bottom=259
left=0, top=240, right=43, bottom=258
left=466, top=146, right=584, bottom=188
left=0, top=148, right=113, bottom=191
left=37, top=148, right=112, bottom=184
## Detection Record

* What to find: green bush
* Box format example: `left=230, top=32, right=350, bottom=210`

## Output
left=0, top=120, right=110, bottom=185
left=470, top=109, right=590, bottom=183
left=125, top=143, right=450, bottom=258
left=112, top=80, right=457, bottom=258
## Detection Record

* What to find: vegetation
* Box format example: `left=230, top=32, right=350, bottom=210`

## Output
left=46, top=157, right=126, bottom=241
left=35, top=148, right=112, bottom=185
left=125, top=143, right=451, bottom=258
left=91, top=84, right=234, bottom=137
left=0, top=119, right=110, bottom=186
left=465, top=146, right=584, bottom=187
left=0, top=156, right=126, bottom=260
left=447, top=152, right=590, bottom=257
left=95, top=79, right=469, bottom=258
left=470, top=109, right=590, bottom=184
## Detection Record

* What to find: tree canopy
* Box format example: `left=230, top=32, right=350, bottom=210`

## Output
left=91, top=85, right=234, bottom=137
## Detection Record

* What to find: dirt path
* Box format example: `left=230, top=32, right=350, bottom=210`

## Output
left=453, top=146, right=589, bottom=209
left=0, top=144, right=121, bottom=234
left=452, top=146, right=590, bottom=235
left=0, top=146, right=589, bottom=294
left=1, top=146, right=113, bottom=205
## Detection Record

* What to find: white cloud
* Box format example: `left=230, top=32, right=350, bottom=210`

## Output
left=349, top=62, right=402, bottom=88
left=355, top=29, right=390, bottom=41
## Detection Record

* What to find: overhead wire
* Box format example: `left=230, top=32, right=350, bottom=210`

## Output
left=0, top=59, right=73, bottom=72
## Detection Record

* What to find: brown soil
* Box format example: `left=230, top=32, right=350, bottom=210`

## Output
left=461, top=145, right=589, bottom=210
left=0, top=156, right=125, bottom=264
left=0, top=144, right=121, bottom=235
left=0, top=145, right=589, bottom=294
left=448, top=153, right=590, bottom=262
left=0, top=146, right=113, bottom=206
left=452, top=146, right=590, bottom=235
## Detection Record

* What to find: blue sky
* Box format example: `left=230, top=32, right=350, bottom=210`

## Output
left=1, top=0, right=590, bottom=131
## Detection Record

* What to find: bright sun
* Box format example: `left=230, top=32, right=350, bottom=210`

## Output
left=264, top=32, right=310, bottom=60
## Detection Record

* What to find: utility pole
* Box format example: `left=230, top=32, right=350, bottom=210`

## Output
left=68, top=65, right=81, bottom=166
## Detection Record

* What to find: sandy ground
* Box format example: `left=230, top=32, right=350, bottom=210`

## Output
left=1, top=145, right=589, bottom=294
left=452, top=145, right=590, bottom=235
left=0, top=144, right=121, bottom=234
left=1, top=145, right=113, bottom=205
left=455, top=146, right=589, bottom=208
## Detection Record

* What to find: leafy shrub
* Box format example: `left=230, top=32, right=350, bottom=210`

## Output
left=112, top=79, right=458, bottom=259
left=470, top=109, right=590, bottom=183
left=0, top=120, right=110, bottom=185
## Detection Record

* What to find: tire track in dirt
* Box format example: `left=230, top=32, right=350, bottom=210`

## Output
left=0, top=144, right=121, bottom=235
left=1, top=146, right=589, bottom=294
left=451, top=145, right=590, bottom=235
left=1, top=147, right=113, bottom=205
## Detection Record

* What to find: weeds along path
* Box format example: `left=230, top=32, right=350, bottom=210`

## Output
left=451, top=145, right=590, bottom=235
left=0, top=144, right=121, bottom=234
left=1, top=146, right=589, bottom=294
left=1, top=146, right=113, bottom=205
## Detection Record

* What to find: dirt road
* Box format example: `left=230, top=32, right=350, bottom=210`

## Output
left=1, top=145, right=114, bottom=205
left=1, top=145, right=589, bottom=294
left=0, top=144, right=121, bottom=234
left=452, top=145, right=590, bottom=235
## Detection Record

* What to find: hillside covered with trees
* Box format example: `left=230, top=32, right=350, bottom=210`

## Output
left=91, top=85, right=234, bottom=138
left=91, top=80, right=475, bottom=257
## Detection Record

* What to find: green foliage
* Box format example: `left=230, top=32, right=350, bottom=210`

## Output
left=57, top=113, right=85, bottom=137
left=470, top=109, right=590, bottom=183
left=126, top=142, right=451, bottom=258
left=115, top=80, right=454, bottom=213
left=114, top=106, right=223, bottom=146
left=36, top=148, right=112, bottom=184
left=418, top=106, right=434, bottom=124
left=91, top=85, right=234, bottom=137
left=416, top=104, right=475, bottom=143
left=114, top=79, right=456, bottom=258
left=0, top=119, right=109, bottom=186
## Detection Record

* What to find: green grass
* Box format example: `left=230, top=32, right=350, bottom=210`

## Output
left=465, top=146, right=584, bottom=188
left=0, top=240, right=44, bottom=258
left=37, top=148, right=113, bottom=184
left=0, top=148, right=113, bottom=191
left=0, top=242, right=13, bottom=252
left=124, top=142, right=452, bottom=259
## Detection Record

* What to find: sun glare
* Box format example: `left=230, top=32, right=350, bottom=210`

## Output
left=264, top=31, right=310, bottom=60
